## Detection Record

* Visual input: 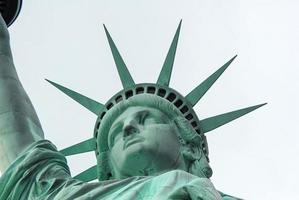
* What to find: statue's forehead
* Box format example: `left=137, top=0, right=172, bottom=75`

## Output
left=111, top=106, right=166, bottom=125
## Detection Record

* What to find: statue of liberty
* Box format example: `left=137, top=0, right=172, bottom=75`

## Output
left=0, top=2, right=265, bottom=199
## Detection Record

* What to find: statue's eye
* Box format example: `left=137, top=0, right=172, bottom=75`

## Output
left=110, top=133, right=121, bottom=148
left=139, top=111, right=161, bottom=125
left=139, top=111, right=149, bottom=125
left=112, top=133, right=121, bottom=145
left=109, top=123, right=122, bottom=148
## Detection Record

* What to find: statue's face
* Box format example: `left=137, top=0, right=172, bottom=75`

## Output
left=108, top=106, right=186, bottom=178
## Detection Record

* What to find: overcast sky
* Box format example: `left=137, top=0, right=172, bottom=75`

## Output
left=3, top=0, right=299, bottom=199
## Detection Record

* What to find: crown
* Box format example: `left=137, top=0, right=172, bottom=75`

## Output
left=46, top=21, right=266, bottom=182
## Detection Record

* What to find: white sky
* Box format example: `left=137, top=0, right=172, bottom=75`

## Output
left=3, top=0, right=299, bottom=199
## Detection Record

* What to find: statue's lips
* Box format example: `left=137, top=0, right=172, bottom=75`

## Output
left=124, top=137, right=145, bottom=149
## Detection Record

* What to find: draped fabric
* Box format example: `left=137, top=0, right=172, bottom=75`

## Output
left=0, top=140, right=228, bottom=200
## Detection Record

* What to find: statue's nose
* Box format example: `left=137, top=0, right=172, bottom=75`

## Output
left=123, top=121, right=139, bottom=139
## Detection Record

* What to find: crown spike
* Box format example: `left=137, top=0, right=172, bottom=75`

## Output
left=156, top=20, right=182, bottom=86
left=46, top=79, right=105, bottom=115
left=186, top=55, right=237, bottom=106
left=74, top=165, right=98, bottom=182
left=200, top=103, right=267, bottom=133
left=103, top=25, right=135, bottom=89
left=60, top=138, right=96, bottom=156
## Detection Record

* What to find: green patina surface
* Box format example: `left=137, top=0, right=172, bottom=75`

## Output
left=0, top=7, right=264, bottom=199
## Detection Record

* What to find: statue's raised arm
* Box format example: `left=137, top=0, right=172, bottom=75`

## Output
left=0, top=15, right=44, bottom=172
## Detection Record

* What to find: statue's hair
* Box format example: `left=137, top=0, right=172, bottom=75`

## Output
left=173, top=116, right=212, bottom=178
left=96, top=94, right=212, bottom=180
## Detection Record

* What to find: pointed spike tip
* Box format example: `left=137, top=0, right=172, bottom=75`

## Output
left=200, top=102, right=267, bottom=134
left=156, top=21, right=182, bottom=86
left=103, top=24, right=108, bottom=33
left=185, top=55, right=238, bottom=106
left=103, top=24, right=112, bottom=41
left=103, top=24, right=135, bottom=88
left=230, top=54, right=238, bottom=62
left=45, top=79, right=105, bottom=115
left=259, top=102, right=267, bottom=106
left=224, top=54, right=238, bottom=67
left=102, top=24, right=108, bottom=33
left=45, top=78, right=52, bottom=84
left=178, top=19, right=182, bottom=28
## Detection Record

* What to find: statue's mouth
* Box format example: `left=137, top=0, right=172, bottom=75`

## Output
left=124, top=137, right=145, bottom=149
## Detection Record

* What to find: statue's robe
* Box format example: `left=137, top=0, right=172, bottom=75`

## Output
left=0, top=140, right=237, bottom=200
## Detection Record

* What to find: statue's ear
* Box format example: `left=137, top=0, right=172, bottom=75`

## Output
left=181, top=142, right=202, bottom=161
left=181, top=143, right=213, bottom=178
left=173, top=116, right=202, bottom=145
left=173, top=116, right=213, bottom=178
left=173, top=116, right=203, bottom=164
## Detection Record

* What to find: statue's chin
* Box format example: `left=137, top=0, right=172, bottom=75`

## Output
left=116, top=142, right=182, bottom=178
left=116, top=143, right=163, bottom=177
